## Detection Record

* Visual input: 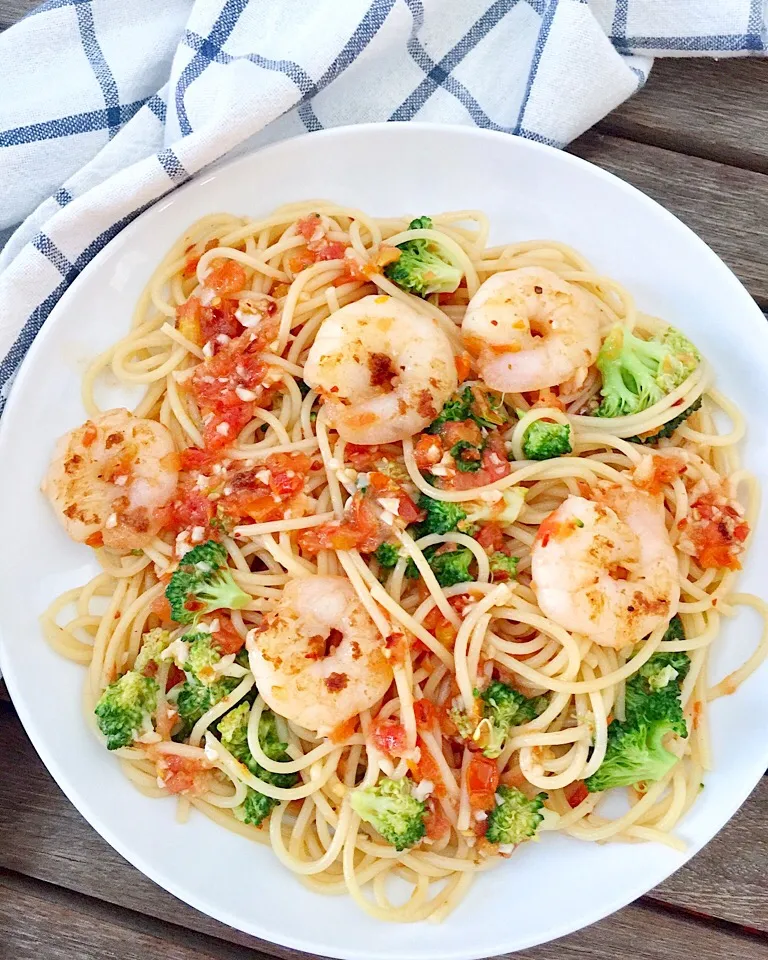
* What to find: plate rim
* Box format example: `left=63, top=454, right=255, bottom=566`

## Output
left=1, top=120, right=766, bottom=960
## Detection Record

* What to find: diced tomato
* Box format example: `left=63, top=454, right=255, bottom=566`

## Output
left=635, top=454, right=686, bottom=496
left=314, top=240, right=347, bottom=261
left=179, top=447, right=219, bottom=473
left=187, top=331, right=270, bottom=451
left=205, top=259, right=247, bottom=298
left=476, top=522, right=504, bottom=554
left=424, top=798, right=451, bottom=841
left=296, top=214, right=321, bottom=240
left=685, top=490, right=748, bottom=571
left=167, top=483, right=215, bottom=534
left=412, top=737, right=447, bottom=798
left=414, top=434, right=444, bottom=471
left=329, top=716, right=359, bottom=743
left=212, top=615, right=246, bottom=655
left=466, top=754, right=499, bottom=811
left=413, top=698, right=438, bottom=730
left=85, top=531, right=104, bottom=548
left=423, top=606, right=458, bottom=648
left=385, top=632, right=408, bottom=664
left=176, top=296, right=203, bottom=345
left=158, top=754, right=210, bottom=795
left=370, top=716, right=408, bottom=757
left=565, top=781, right=589, bottom=808
left=344, top=443, right=401, bottom=472
left=440, top=431, right=511, bottom=492
left=298, top=491, right=383, bottom=555
left=289, top=250, right=317, bottom=273
left=151, top=595, right=172, bottom=620
left=367, top=471, right=424, bottom=525
left=166, top=664, right=186, bottom=691
left=199, top=298, right=241, bottom=344
left=265, top=451, right=312, bottom=499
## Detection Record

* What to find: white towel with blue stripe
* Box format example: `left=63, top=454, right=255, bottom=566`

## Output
left=0, top=0, right=766, bottom=413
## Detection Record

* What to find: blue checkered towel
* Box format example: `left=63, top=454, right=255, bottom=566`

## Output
left=0, top=0, right=766, bottom=414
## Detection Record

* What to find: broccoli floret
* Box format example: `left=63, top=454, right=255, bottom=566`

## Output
left=235, top=788, right=279, bottom=827
left=489, top=552, right=519, bottom=582
left=173, top=674, right=238, bottom=736
left=586, top=622, right=690, bottom=793
left=596, top=325, right=700, bottom=419
left=219, top=702, right=299, bottom=825
left=133, top=628, right=171, bottom=674
left=405, top=545, right=474, bottom=587
left=427, top=385, right=507, bottom=434
left=485, top=786, right=547, bottom=845
left=631, top=396, right=703, bottom=445
left=374, top=542, right=401, bottom=569
left=185, top=633, right=222, bottom=685
left=94, top=671, right=158, bottom=750
left=383, top=216, right=462, bottom=297
left=414, top=494, right=468, bottom=537
left=165, top=540, right=250, bottom=625
left=350, top=777, right=426, bottom=850
left=661, top=614, right=685, bottom=644
left=478, top=681, right=547, bottom=758
left=522, top=421, right=572, bottom=460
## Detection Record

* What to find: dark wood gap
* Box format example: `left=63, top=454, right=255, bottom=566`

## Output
left=595, top=119, right=768, bottom=179
left=0, top=867, right=300, bottom=960
left=635, top=893, right=768, bottom=948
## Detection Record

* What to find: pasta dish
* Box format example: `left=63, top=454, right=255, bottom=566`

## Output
left=40, top=203, right=767, bottom=923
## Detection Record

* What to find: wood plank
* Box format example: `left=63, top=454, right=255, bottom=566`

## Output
left=0, top=872, right=261, bottom=960
left=569, top=132, right=768, bottom=307
left=0, top=0, right=37, bottom=30
left=1, top=702, right=766, bottom=951
left=598, top=59, right=768, bottom=174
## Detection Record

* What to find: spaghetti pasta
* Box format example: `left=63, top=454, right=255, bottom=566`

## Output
left=40, top=202, right=767, bottom=923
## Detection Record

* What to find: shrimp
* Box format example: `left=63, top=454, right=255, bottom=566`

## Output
left=304, top=294, right=457, bottom=444
left=43, top=409, right=178, bottom=552
left=530, top=486, right=679, bottom=648
left=247, top=575, right=392, bottom=736
left=461, top=267, right=601, bottom=392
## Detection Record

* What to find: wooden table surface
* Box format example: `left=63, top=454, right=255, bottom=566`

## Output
left=1, top=3, right=767, bottom=958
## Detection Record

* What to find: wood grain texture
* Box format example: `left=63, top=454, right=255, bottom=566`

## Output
left=569, top=132, right=768, bottom=307
left=4, top=867, right=767, bottom=960
left=0, top=872, right=261, bottom=960
left=0, top=0, right=36, bottom=30
left=1, top=702, right=766, bottom=955
left=598, top=59, right=768, bottom=174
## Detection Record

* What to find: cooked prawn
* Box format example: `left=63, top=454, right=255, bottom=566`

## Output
left=304, top=294, right=457, bottom=444
left=461, top=267, right=601, bottom=392
left=43, top=409, right=178, bottom=551
left=531, top=486, right=679, bottom=648
left=247, top=575, right=392, bottom=735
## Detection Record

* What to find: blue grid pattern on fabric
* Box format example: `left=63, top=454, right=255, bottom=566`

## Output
left=392, top=0, right=524, bottom=129
left=0, top=98, right=146, bottom=147
left=0, top=200, right=158, bottom=414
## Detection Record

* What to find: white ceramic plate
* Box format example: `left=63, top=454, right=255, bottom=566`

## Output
left=1, top=124, right=767, bottom=960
